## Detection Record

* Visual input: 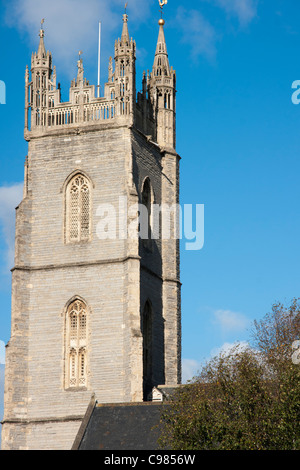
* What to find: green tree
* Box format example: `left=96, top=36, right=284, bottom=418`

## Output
left=159, top=299, right=300, bottom=450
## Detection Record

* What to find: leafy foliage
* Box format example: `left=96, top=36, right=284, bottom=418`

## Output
left=159, top=299, right=300, bottom=450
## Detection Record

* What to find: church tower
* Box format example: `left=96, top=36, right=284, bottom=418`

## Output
left=2, top=11, right=181, bottom=450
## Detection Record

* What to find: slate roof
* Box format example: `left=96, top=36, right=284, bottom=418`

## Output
left=72, top=397, right=169, bottom=451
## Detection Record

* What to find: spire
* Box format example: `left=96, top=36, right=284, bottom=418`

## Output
left=37, top=28, right=46, bottom=58
left=149, top=8, right=177, bottom=150
left=30, top=18, right=52, bottom=76
left=153, top=18, right=170, bottom=77
left=37, top=19, right=46, bottom=58
left=121, top=13, right=130, bottom=45
left=155, top=18, right=168, bottom=56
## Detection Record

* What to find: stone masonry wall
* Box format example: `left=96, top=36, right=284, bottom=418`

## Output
left=2, top=125, right=145, bottom=450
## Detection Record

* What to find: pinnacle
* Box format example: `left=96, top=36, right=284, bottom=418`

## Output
left=121, top=13, right=130, bottom=45
left=37, top=28, right=46, bottom=58
left=155, top=21, right=168, bottom=56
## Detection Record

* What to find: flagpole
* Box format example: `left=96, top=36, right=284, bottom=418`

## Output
left=97, top=22, right=101, bottom=98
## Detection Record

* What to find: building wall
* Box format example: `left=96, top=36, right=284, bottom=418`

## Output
left=2, top=421, right=82, bottom=451
left=2, top=125, right=144, bottom=450
left=23, top=126, right=131, bottom=267
left=161, top=151, right=181, bottom=384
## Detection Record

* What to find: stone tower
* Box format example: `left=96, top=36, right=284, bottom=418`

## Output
left=1, top=13, right=181, bottom=450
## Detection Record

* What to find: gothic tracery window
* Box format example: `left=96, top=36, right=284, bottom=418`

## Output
left=66, top=299, right=88, bottom=389
left=65, top=174, right=91, bottom=243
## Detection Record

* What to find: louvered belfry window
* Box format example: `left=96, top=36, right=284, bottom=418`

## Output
left=66, top=174, right=91, bottom=243
left=66, top=299, right=87, bottom=388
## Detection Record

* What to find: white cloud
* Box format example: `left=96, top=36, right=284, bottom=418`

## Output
left=174, top=1, right=258, bottom=62
left=210, top=340, right=250, bottom=359
left=214, top=0, right=258, bottom=26
left=182, top=342, right=252, bottom=383
left=175, top=7, right=218, bottom=62
left=182, top=358, right=202, bottom=383
left=4, top=0, right=259, bottom=73
left=4, top=0, right=152, bottom=75
left=0, top=183, right=24, bottom=269
left=0, top=341, right=5, bottom=364
left=213, top=309, right=250, bottom=332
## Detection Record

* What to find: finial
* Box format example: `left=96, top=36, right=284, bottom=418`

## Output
left=77, top=51, right=84, bottom=85
left=39, top=18, right=45, bottom=37
left=123, top=2, right=128, bottom=23
left=158, top=0, right=167, bottom=24
left=77, top=52, right=83, bottom=74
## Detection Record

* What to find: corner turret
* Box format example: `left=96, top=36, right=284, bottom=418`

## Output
left=149, top=17, right=176, bottom=150
left=27, top=22, right=53, bottom=131
left=114, top=13, right=136, bottom=119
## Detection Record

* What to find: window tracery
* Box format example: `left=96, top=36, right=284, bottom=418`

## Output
left=65, top=299, right=88, bottom=388
left=66, top=174, right=91, bottom=243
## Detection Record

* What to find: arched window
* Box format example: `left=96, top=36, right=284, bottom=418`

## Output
left=36, top=72, right=40, bottom=88
left=142, top=300, right=153, bottom=401
left=42, top=72, right=47, bottom=88
left=65, top=299, right=88, bottom=389
left=141, top=178, right=152, bottom=248
left=120, top=60, right=125, bottom=77
left=65, top=174, right=91, bottom=243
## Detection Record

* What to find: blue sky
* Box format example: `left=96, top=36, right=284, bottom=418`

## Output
left=1, top=0, right=300, bottom=392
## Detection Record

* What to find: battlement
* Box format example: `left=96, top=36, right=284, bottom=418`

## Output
left=25, top=78, right=126, bottom=139
left=25, top=49, right=132, bottom=139
left=24, top=13, right=176, bottom=149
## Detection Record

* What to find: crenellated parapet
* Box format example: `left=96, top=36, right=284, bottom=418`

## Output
left=25, top=13, right=176, bottom=152
left=25, top=16, right=136, bottom=140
